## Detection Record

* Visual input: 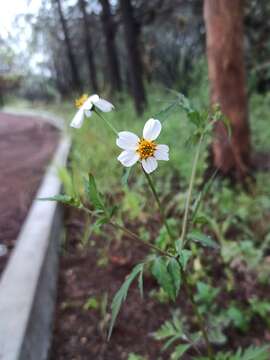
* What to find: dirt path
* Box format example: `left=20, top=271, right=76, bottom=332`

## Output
left=0, top=112, right=59, bottom=274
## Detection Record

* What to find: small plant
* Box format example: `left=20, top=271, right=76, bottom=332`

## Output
left=43, top=93, right=269, bottom=359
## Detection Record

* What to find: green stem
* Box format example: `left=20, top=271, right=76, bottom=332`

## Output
left=95, top=110, right=118, bottom=136
left=179, top=135, right=204, bottom=249
left=181, top=272, right=214, bottom=360
left=144, top=170, right=175, bottom=242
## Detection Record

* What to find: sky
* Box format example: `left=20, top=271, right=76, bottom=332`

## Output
left=0, top=0, right=42, bottom=39
left=0, top=0, right=101, bottom=74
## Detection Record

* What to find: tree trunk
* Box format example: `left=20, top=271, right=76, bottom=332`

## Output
left=100, top=0, right=122, bottom=93
left=55, top=0, right=82, bottom=92
left=78, top=0, right=98, bottom=93
left=119, top=0, right=147, bottom=115
left=204, top=0, right=251, bottom=180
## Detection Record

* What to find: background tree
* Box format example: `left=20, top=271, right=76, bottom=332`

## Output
left=100, top=0, right=122, bottom=93
left=119, top=0, right=147, bottom=115
left=204, top=0, right=251, bottom=180
left=54, top=0, right=82, bottom=92
left=78, top=0, right=98, bottom=93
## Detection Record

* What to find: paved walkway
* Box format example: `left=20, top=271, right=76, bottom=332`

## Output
left=0, top=112, right=58, bottom=273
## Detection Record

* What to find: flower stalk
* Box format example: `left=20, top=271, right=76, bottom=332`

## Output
left=95, top=110, right=119, bottom=136
left=143, top=170, right=175, bottom=242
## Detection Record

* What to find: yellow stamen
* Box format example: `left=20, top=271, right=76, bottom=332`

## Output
left=137, top=138, right=156, bottom=160
left=75, top=94, right=89, bottom=109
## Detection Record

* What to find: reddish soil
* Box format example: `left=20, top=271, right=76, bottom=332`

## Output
left=0, top=112, right=58, bottom=274
left=50, top=210, right=177, bottom=360
left=51, top=208, right=270, bottom=360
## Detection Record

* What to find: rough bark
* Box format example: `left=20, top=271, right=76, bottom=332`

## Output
left=78, top=0, right=98, bottom=93
left=100, top=0, right=122, bottom=93
left=55, top=0, right=82, bottom=92
left=119, top=0, right=147, bottom=115
left=204, top=0, right=251, bottom=180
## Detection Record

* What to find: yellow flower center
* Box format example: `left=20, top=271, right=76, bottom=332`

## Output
left=137, top=138, right=156, bottom=160
left=75, top=94, right=89, bottom=109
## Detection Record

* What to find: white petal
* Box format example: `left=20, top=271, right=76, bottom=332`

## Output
left=84, top=109, right=92, bottom=117
left=154, top=144, right=169, bottom=161
left=82, top=98, right=93, bottom=110
left=143, top=118, right=162, bottom=140
left=116, top=131, right=139, bottom=150
left=89, top=94, right=100, bottom=103
left=70, top=108, right=84, bottom=128
left=117, top=150, right=139, bottom=167
left=94, top=98, right=114, bottom=112
left=142, top=157, right=158, bottom=174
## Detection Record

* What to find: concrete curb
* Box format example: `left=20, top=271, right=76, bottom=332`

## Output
left=0, top=114, right=70, bottom=360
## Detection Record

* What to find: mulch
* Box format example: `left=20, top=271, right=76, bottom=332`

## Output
left=0, top=112, right=58, bottom=275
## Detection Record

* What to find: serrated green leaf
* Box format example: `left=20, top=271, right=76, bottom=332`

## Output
left=151, top=257, right=176, bottom=301
left=85, top=173, right=105, bottom=210
left=176, top=249, right=192, bottom=270
left=167, top=258, right=181, bottom=299
left=108, top=263, right=144, bottom=340
left=170, top=344, right=190, bottom=360
left=187, top=230, right=219, bottom=249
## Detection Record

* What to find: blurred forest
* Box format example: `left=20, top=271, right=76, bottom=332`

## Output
left=2, top=0, right=270, bottom=101
left=1, top=0, right=270, bottom=178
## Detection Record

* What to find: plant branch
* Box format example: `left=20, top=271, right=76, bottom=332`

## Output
left=109, top=221, right=173, bottom=258
left=81, top=206, right=173, bottom=258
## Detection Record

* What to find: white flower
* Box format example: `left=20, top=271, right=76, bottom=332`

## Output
left=70, top=94, right=114, bottom=128
left=116, top=118, right=169, bottom=174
